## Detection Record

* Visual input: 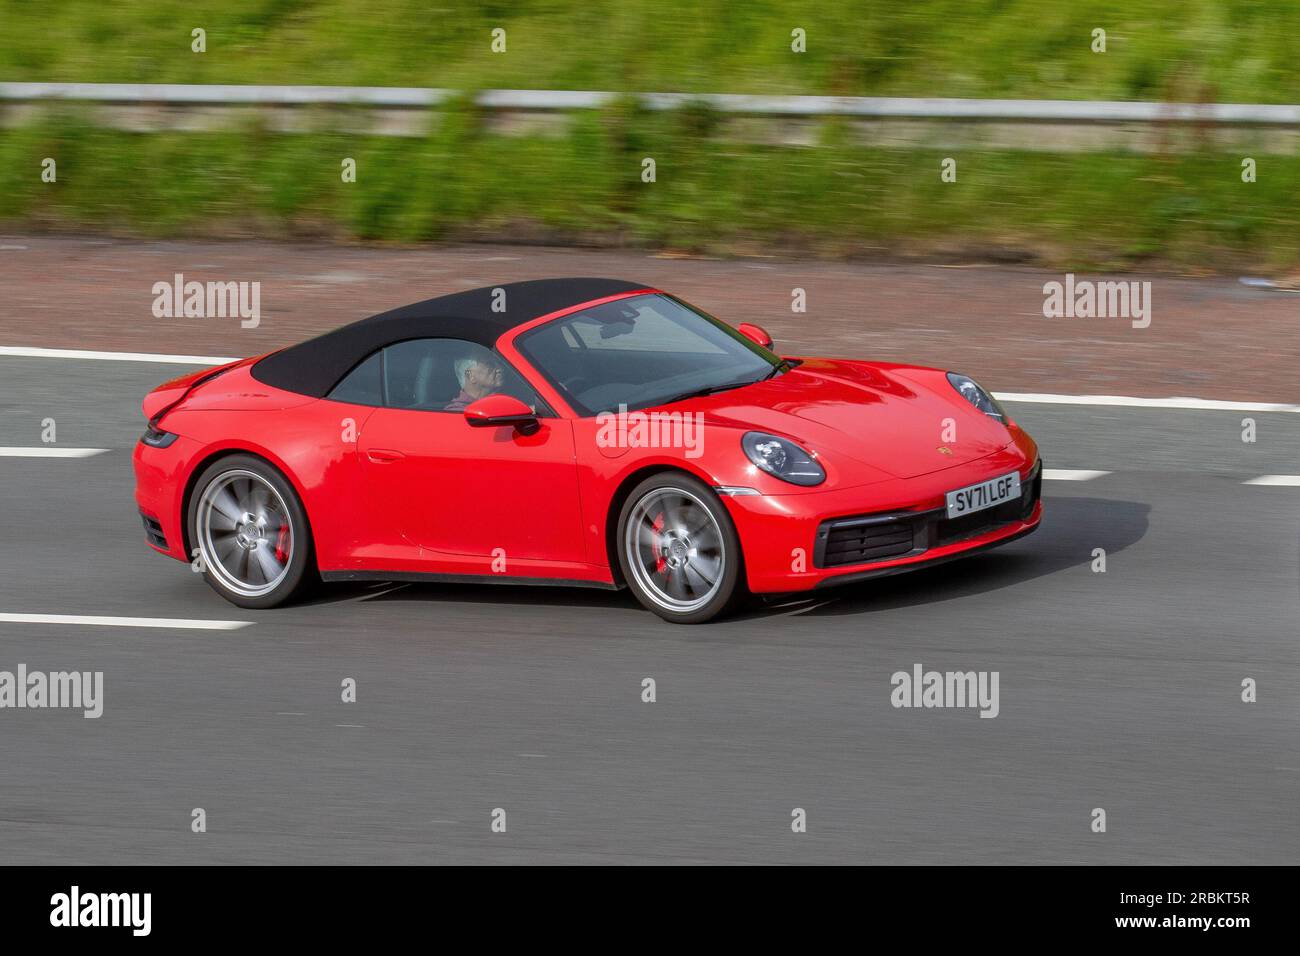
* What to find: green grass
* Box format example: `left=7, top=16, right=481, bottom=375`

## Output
left=4, top=106, right=1297, bottom=272
left=3, top=3, right=1295, bottom=269
left=2, top=0, right=1298, bottom=103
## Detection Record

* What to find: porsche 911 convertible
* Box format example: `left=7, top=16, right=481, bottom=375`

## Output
left=134, top=278, right=1041, bottom=623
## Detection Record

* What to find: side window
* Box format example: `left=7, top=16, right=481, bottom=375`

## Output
left=328, top=351, right=383, bottom=406
left=381, top=339, right=545, bottom=413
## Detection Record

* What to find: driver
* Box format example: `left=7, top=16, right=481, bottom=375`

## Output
left=445, top=354, right=505, bottom=411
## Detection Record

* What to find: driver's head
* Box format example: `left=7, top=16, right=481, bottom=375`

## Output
left=454, top=355, right=504, bottom=397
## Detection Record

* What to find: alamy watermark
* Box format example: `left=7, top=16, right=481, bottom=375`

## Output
left=1042, top=273, right=1151, bottom=329
left=50, top=886, right=150, bottom=936
left=595, top=404, right=704, bottom=458
left=151, top=273, right=261, bottom=328
left=891, top=663, right=999, bottom=718
left=0, top=664, right=103, bottom=718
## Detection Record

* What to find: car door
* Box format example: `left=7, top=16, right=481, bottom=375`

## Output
left=353, top=338, right=586, bottom=569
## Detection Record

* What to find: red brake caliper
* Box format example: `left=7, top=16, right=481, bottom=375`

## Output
left=651, top=512, right=666, bottom=575
left=274, top=524, right=290, bottom=563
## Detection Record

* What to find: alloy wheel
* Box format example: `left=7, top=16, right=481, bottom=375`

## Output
left=623, top=487, right=726, bottom=614
left=196, top=469, right=294, bottom=599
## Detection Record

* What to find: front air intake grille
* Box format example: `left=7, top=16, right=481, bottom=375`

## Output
left=815, top=514, right=921, bottom=568
left=140, top=512, right=167, bottom=549
left=935, top=498, right=1023, bottom=546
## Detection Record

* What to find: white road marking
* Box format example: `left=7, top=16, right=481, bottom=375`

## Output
left=1043, top=469, right=1110, bottom=481
left=0, top=612, right=251, bottom=630
left=0, top=345, right=236, bottom=365
left=1244, top=475, right=1300, bottom=486
left=0, top=447, right=108, bottom=458
left=996, top=391, right=1300, bottom=414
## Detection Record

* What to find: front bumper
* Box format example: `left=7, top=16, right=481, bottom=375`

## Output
left=133, top=434, right=199, bottom=561
left=722, top=447, right=1042, bottom=593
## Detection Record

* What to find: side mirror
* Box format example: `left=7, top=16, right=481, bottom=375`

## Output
left=737, top=322, right=773, bottom=349
left=463, top=394, right=540, bottom=435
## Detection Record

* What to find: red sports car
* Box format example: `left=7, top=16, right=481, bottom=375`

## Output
left=134, top=278, right=1041, bottom=623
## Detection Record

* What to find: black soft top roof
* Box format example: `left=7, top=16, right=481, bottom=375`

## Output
left=251, top=277, right=649, bottom=397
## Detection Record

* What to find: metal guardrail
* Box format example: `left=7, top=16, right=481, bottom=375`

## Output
left=2, top=82, right=1297, bottom=124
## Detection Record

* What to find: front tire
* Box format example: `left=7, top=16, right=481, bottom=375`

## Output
left=187, top=454, right=315, bottom=609
left=616, top=473, right=744, bottom=624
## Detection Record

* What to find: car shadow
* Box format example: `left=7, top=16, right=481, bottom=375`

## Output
left=300, top=578, right=633, bottom=612
left=300, top=496, right=1148, bottom=621
left=740, top=495, right=1150, bottom=620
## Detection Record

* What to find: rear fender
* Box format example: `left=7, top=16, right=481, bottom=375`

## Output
left=142, top=358, right=247, bottom=424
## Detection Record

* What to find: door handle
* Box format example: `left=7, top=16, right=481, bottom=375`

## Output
left=367, top=448, right=405, bottom=463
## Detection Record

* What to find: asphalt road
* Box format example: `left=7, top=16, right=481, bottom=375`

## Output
left=1, top=354, right=1297, bottom=864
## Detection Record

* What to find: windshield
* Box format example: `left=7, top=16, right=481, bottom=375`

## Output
left=514, top=294, right=780, bottom=416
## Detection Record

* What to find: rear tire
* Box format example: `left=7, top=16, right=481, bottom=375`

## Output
left=187, top=454, right=315, bottom=609
left=616, top=472, right=744, bottom=624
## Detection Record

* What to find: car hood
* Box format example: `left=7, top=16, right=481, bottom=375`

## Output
left=678, top=358, right=1013, bottom=481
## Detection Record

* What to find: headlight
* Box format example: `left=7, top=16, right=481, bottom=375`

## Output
left=741, top=432, right=825, bottom=486
left=947, top=372, right=1007, bottom=422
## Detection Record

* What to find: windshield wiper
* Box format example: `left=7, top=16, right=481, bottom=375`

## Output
left=657, top=379, right=758, bottom=406
left=760, top=359, right=794, bottom=381
left=657, top=360, right=799, bottom=407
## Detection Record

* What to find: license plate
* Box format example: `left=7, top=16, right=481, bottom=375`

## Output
left=945, top=471, right=1021, bottom=519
